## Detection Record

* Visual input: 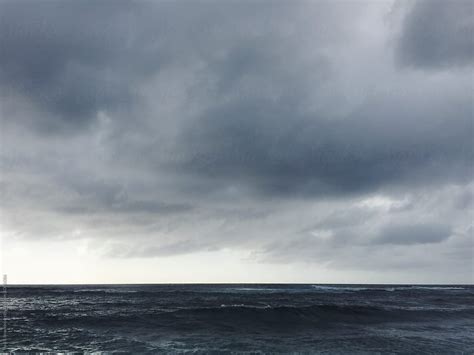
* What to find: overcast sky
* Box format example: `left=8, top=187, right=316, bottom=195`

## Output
left=0, top=0, right=472, bottom=284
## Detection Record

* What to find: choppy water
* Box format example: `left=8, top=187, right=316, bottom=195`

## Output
left=2, top=284, right=474, bottom=353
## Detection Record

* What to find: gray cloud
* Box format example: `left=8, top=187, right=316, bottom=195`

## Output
left=397, top=0, right=474, bottom=69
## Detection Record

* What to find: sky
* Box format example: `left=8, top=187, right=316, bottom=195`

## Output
left=0, top=0, right=473, bottom=284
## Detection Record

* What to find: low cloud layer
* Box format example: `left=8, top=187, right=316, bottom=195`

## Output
left=0, top=0, right=472, bottom=282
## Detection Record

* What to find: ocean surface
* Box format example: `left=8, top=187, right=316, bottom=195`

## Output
left=2, top=284, right=474, bottom=353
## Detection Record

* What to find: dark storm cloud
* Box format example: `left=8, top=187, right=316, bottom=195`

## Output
left=179, top=92, right=473, bottom=197
left=0, top=0, right=314, bottom=132
left=0, top=0, right=132, bottom=130
left=0, top=0, right=173, bottom=132
left=397, top=0, right=474, bottom=68
left=375, top=223, right=452, bottom=245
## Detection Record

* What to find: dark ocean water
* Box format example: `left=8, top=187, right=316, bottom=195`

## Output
left=2, top=284, right=474, bottom=353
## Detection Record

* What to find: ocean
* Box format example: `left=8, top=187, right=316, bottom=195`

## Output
left=3, top=284, right=473, bottom=353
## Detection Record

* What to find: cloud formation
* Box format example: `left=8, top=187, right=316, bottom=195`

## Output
left=0, top=0, right=472, bottom=282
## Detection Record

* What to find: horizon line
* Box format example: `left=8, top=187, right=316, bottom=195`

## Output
left=5, top=282, right=473, bottom=286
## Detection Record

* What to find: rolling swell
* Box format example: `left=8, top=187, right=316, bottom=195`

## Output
left=26, top=305, right=474, bottom=336
left=34, top=303, right=472, bottom=332
left=167, top=303, right=473, bottom=326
